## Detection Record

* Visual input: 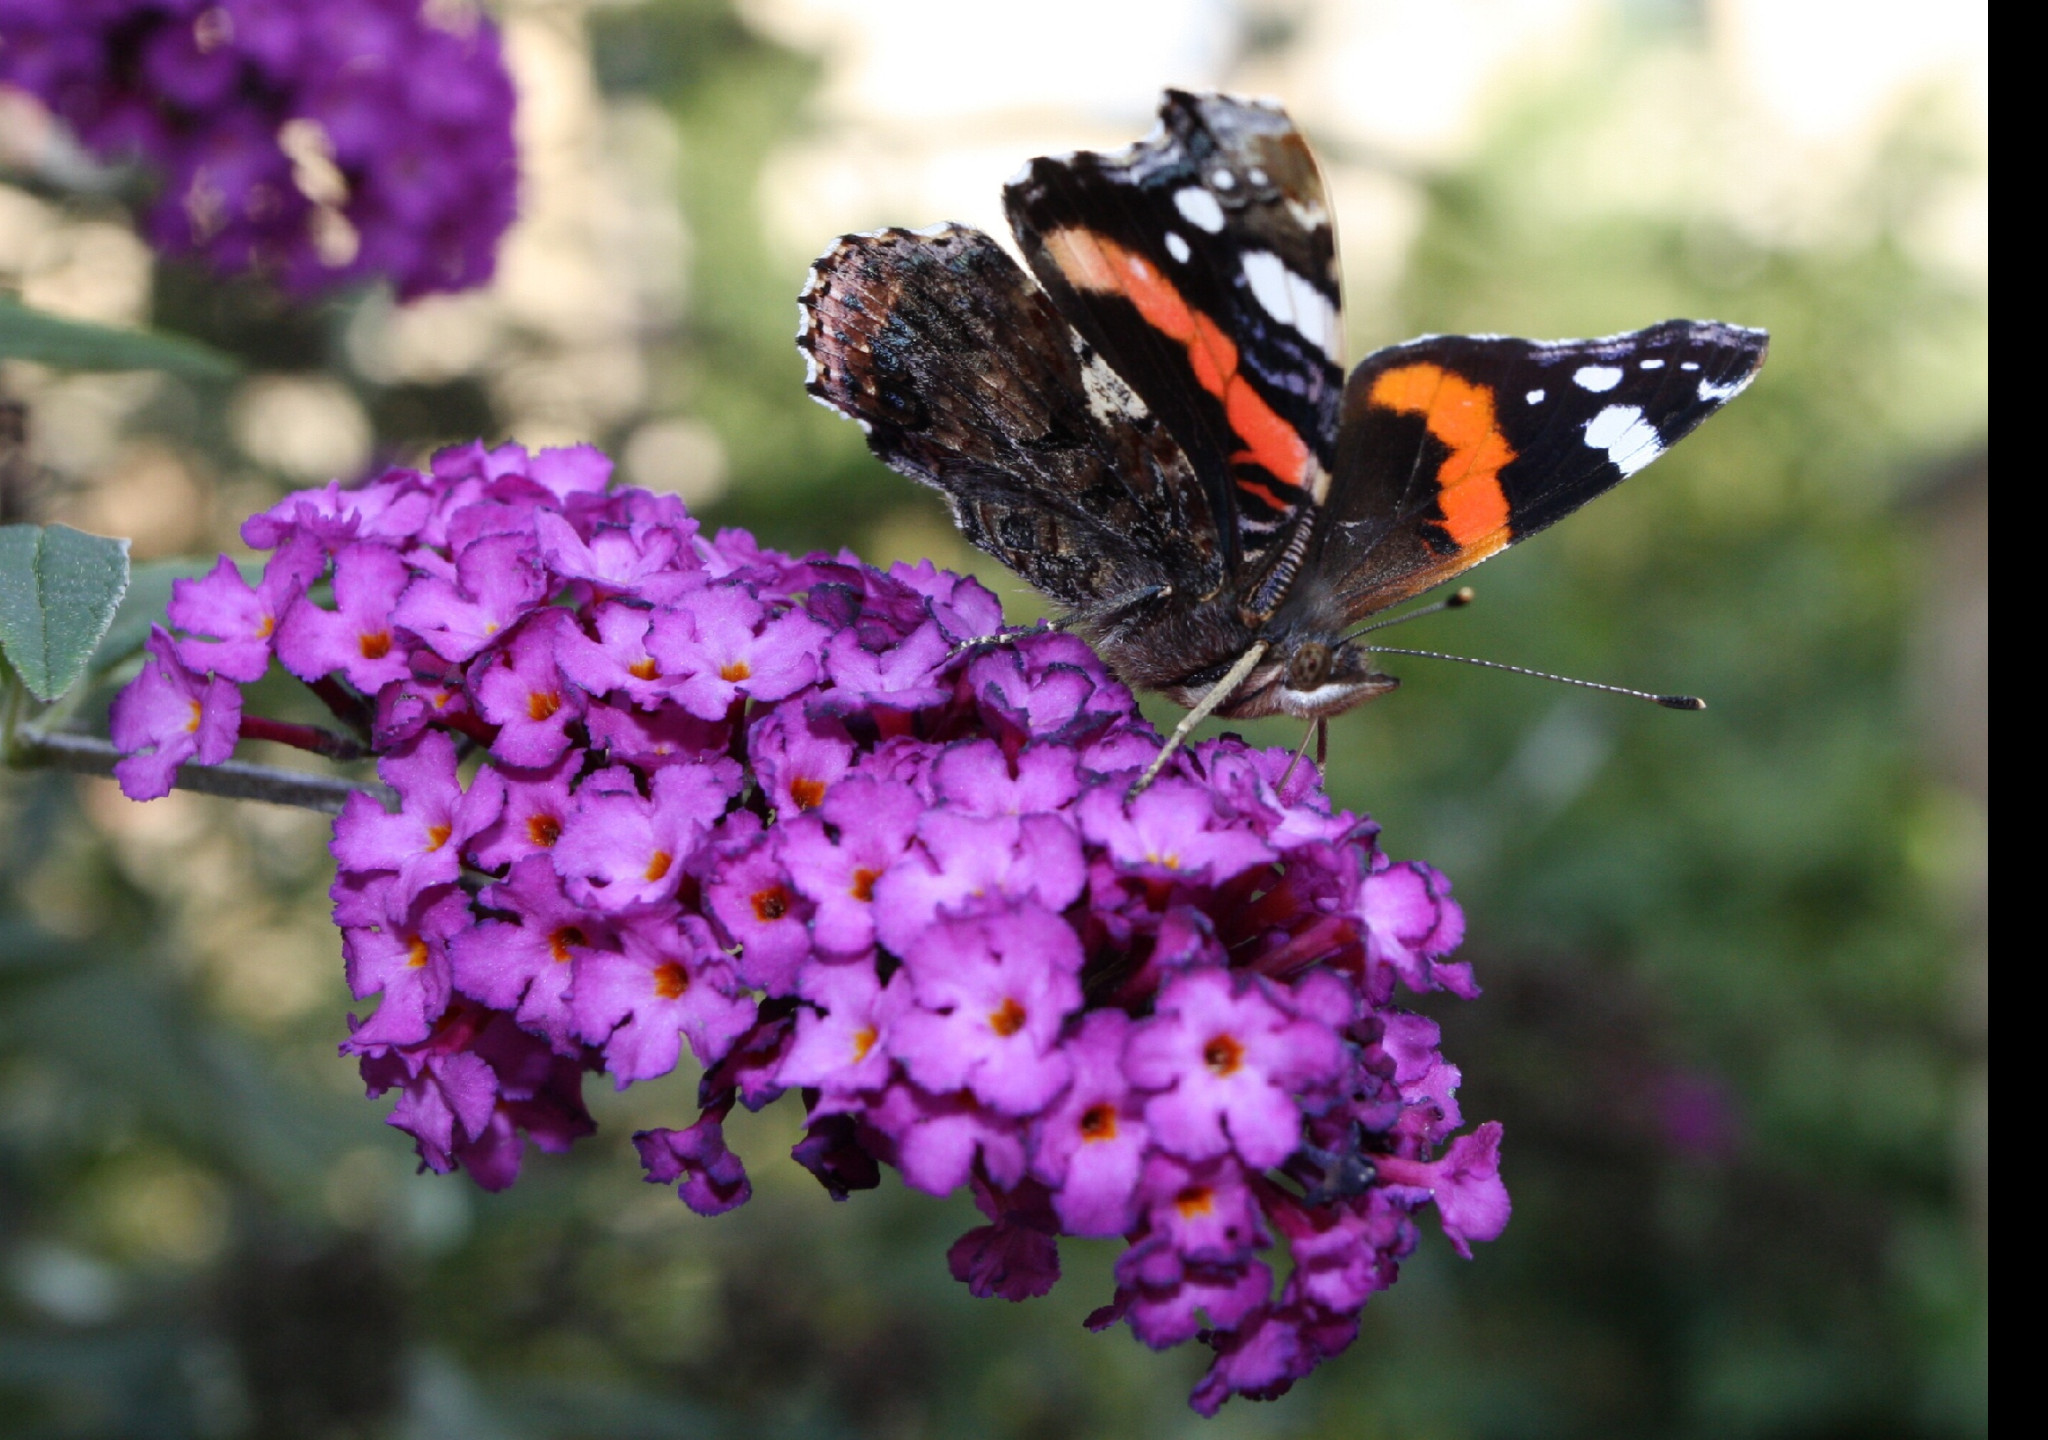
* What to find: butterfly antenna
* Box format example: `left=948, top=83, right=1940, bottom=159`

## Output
left=1347, top=586, right=1476, bottom=640
left=1365, top=647, right=1706, bottom=709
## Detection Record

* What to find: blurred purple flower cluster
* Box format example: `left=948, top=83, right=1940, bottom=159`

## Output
left=108, top=443, right=1507, bottom=1413
left=0, top=0, right=516, bottom=298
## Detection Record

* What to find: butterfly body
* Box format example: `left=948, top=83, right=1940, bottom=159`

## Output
left=798, top=91, right=1766, bottom=728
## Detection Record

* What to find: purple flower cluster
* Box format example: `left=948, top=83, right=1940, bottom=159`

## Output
left=0, top=0, right=517, bottom=299
left=109, top=442, right=1509, bottom=1413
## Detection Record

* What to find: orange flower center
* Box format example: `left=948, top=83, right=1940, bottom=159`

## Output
left=406, top=937, right=431, bottom=969
left=644, top=850, right=673, bottom=882
left=852, top=1025, right=878, bottom=1062
left=718, top=658, right=752, bottom=682
left=629, top=658, right=659, bottom=681
left=789, top=777, right=827, bottom=810
left=751, top=884, right=790, bottom=922
left=988, top=998, right=1027, bottom=1037
left=652, top=961, right=689, bottom=999
left=256, top=614, right=275, bottom=638
left=424, top=823, right=452, bottom=852
left=1174, top=1185, right=1215, bottom=1218
left=527, top=813, right=562, bottom=847
left=1202, top=1034, right=1244, bottom=1077
left=548, top=925, right=586, bottom=963
left=527, top=689, right=561, bottom=721
left=359, top=630, right=391, bottom=660
left=1079, top=1103, right=1118, bottom=1142
left=184, top=699, right=203, bottom=734
left=849, top=867, right=879, bottom=902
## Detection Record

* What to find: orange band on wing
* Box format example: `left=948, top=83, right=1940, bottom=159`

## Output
left=1367, top=363, right=1516, bottom=549
left=1042, top=227, right=1315, bottom=504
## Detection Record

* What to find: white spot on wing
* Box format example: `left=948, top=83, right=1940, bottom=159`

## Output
left=1210, top=168, right=1237, bottom=190
left=1174, top=187, right=1226, bottom=233
left=1696, top=373, right=1754, bottom=403
left=1240, top=250, right=1342, bottom=362
left=1640, top=358, right=1665, bottom=369
left=1079, top=349, right=1150, bottom=427
left=1680, top=361, right=1700, bottom=371
left=1247, top=166, right=1270, bottom=186
left=1526, top=388, right=1545, bottom=404
left=1574, top=365, right=1624, bottom=393
left=1583, top=404, right=1663, bottom=475
left=1164, top=231, right=1191, bottom=264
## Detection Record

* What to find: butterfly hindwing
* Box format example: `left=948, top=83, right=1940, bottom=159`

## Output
left=1003, top=90, right=1344, bottom=572
left=1318, top=321, right=1770, bottom=620
left=799, top=224, right=1224, bottom=616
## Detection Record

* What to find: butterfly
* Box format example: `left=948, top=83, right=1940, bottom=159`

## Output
left=797, top=90, right=1766, bottom=783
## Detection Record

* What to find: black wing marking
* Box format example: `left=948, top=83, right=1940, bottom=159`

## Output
left=1003, top=90, right=1343, bottom=572
left=1315, top=320, right=1769, bottom=622
left=797, top=224, right=1223, bottom=614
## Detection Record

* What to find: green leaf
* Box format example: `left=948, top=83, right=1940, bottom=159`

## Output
left=0, top=524, right=132, bottom=702
left=0, top=294, right=239, bottom=380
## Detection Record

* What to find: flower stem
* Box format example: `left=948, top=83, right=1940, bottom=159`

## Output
left=9, top=729, right=390, bottom=813
left=238, top=713, right=366, bottom=761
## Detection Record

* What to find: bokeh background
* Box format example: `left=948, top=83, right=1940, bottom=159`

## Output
left=0, top=1, right=1986, bottom=1436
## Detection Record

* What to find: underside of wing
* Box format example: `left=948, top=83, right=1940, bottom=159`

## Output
left=1318, top=320, right=1769, bottom=621
left=1003, top=90, right=1344, bottom=574
left=798, top=224, right=1223, bottom=613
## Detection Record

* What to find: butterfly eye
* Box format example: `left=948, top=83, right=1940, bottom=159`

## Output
left=1287, top=643, right=1330, bottom=691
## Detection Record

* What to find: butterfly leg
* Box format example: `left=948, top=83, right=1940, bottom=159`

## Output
left=1128, top=640, right=1270, bottom=799
left=1278, top=719, right=1320, bottom=790
left=945, top=622, right=1049, bottom=662
left=1074, top=583, right=1171, bottom=645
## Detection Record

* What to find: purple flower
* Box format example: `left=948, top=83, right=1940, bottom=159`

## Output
left=1376, top=1122, right=1511, bottom=1258
left=780, top=777, right=922, bottom=956
left=1126, top=967, right=1346, bottom=1170
left=330, top=730, right=491, bottom=900
left=274, top=542, right=415, bottom=692
left=447, top=857, right=605, bottom=1053
left=870, top=810, right=1086, bottom=954
left=1360, top=859, right=1473, bottom=997
left=947, top=1177, right=1061, bottom=1301
left=464, top=754, right=577, bottom=872
left=101, top=438, right=1506, bottom=1415
left=645, top=586, right=828, bottom=719
left=1079, top=777, right=1276, bottom=883
left=554, top=602, right=672, bottom=707
left=701, top=824, right=812, bottom=996
left=554, top=762, right=736, bottom=912
left=1028, top=1010, right=1150, bottom=1236
left=928, top=739, right=1083, bottom=817
left=635, top=1109, right=751, bottom=1216
left=776, top=960, right=902, bottom=1097
left=747, top=708, right=855, bottom=819
left=889, top=906, right=1082, bottom=1116
left=108, top=627, right=242, bottom=800
left=337, top=878, right=471, bottom=1048
left=573, top=912, right=755, bottom=1083
left=166, top=537, right=322, bottom=682
left=0, top=0, right=519, bottom=298
left=470, top=613, right=586, bottom=768
left=393, top=534, right=545, bottom=664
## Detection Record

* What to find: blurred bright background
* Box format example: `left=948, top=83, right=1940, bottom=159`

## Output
left=0, top=1, right=1985, bottom=1436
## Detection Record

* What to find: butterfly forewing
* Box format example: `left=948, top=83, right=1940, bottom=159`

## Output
left=1004, top=90, right=1345, bottom=572
left=1318, top=321, right=1769, bottom=622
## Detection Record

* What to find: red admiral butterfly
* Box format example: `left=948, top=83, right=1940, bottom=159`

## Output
left=798, top=90, right=1766, bottom=781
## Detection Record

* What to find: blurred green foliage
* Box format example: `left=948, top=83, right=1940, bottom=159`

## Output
left=0, top=3, right=1984, bottom=1437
